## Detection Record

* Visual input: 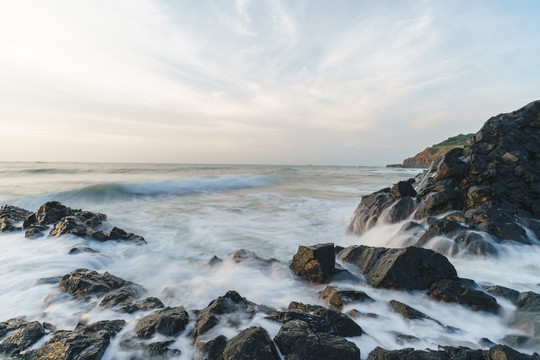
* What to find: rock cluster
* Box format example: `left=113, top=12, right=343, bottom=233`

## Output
left=0, top=200, right=145, bottom=243
left=349, top=101, right=540, bottom=255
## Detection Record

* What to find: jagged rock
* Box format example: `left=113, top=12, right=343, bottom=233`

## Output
left=134, top=306, right=189, bottom=338
left=0, top=204, right=32, bottom=232
left=348, top=101, right=540, bottom=252
left=0, top=321, right=45, bottom=356
left=395, top=334, right=420, bottom=345
left=390, top=181, right=417, bottom=197
left=274, top=320, right=360, bottom=360
left=146, top=340, right=181, bottom=357
left=266, top=301, right=363, bottom=337
left=222, top=327, right=279, bottom=360
left=50, top=216, right=95, bottom=237
left=92, top=226, right=146, bottom=243
left=319, top=286, right=373, bottom=311
left=228, top=249, right=279, bottom=266
left=189, top=291, right=268, bottom=344
left=24, top=201, right=73, bottom=227
left=22, top=320, right=125, bottom=360
left=337, top=245, right=458, bottom=290
left=502, top=334, right=540, bottom=349
left=487, top=344, right=535, bottom=360
left=25, top=224, right=48, bottom=238
left=483, top=285, right=520, bottom=304
left=195, top=335, right=228, bottom=360
left=290, top=243, right=337, bottom=283
left=388, top=300, right=432, bottom=321
left=59, top=268, right=129, bottom=298
left=427, top=279, right=499, bottom=313
left=98, top=284, right=163, bottom=313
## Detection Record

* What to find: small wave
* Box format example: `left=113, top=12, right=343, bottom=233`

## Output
left=55, top=174, right=281, bottom=201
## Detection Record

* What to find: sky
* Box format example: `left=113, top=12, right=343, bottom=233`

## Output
left=0, top=0, right=539, bottom=165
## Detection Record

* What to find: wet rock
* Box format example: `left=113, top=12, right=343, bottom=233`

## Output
left=25, top=224, right=49, bottom=238
left=483, top=285, right=520, bottom=304
left=98, top=284, right=163, bottom=313
left=0, top=318, right=33, bottom=338
left=189, top=291, right=268, bottom=344
left=228, top=249, right=279, bottom=266
left=367, top=346, right=488, bottom=360
left=290, top=243, right=337, bottom=283
left=69, top=246, right=99, bottom=255
left=24, top=201, right=73, bottom=227
left=0, top=321, right=45, bottom=356
left=487, top=344, right=534, bottom=360
left=337, top=245, right=458, bottom=290
left=388, top=300, right=433, bottom=321
left=146, top=340, right=181, bottom=357
left=59, top=268, right=130, bottom=298
left=134, top=306, right=189, bottom=338
left=195, top=335, right=228, bottom=360
left=274, top=320, right=360, bottom=360
left=347, top=188, right=393, bottom=234
left=208, top=255, right=223, bottom=266
left=435, top=147, right=468, bottom=181
left=0, top=204, right=32, bottom=232
left=92, top=226, right=146, bottom=243
left=266, top=301, right=363, bottom=337
left=453, top=231, right=498, bottom=256
left=511, top=291, right=540, bottom=337
left=395, top=334, right=420, bottom=346
left=390, top=181, right=417, bottom=198
left=34, top=276, right=63, bottom=286
left=222, top=326, right=279, bottom=360
left=414, top=188, right=460, bottom=219
left=50, top=216, right=94, bottom=237
left=319, top=286, right=373, bottom=311
left=502, top=334, right=540, bottom=349
left=22, top=319, right=125, bottom=360
left=427, top=279, right=500, bottom=313
left=348, top=309, right=378, bottom=319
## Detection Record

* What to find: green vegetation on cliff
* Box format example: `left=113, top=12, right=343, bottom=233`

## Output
left=388, top=133, right=474, bottom=168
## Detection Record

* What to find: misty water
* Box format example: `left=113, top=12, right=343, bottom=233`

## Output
left=0, top=162, right=539, bottom=359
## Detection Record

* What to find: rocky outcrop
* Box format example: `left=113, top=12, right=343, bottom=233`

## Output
left=133, top=306, right=189, bottom=338
left=0, top=205, right=32, bottom=232
left=0, top=320, right=46, bottom=356
left=337, top=245, right=458, bottom=290
left=350, top=101, right=540, bottom=255
left=60, top=268, right=132, bottom=298
left=289, top=243, right=341, bottom=283
left=222, top=327, right=279, bottom=360
left=274, top=320, right=361, bottom=360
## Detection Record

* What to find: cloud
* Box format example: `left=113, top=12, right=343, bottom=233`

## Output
left=0, top=0, right=539, bottom=164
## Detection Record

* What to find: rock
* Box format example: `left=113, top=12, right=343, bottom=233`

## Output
left=511, top=291, right=540, bottom=337
left=487, top=344, right=534, bottom=360
left=388, top=300, right=433, bottom=321
left=319, top=286, right=373, bottom=311
left=290, top=243, right=337, bottom=283
left=22, top=319, right=125, bottom=360
left=337, top=245, right=458, bottom=290
left=502, top=334, right=540, bottom=349
left=222, top=327, right=279, bottom=360
left=208, top=255, right=223, bottom=266
left=195, top=335, right=228, bottom=360
left=92, top=226, right=146, bottom=243
left=228, top=249, right=279, bottom=266
left=395, top=334, right=420, bottom=345
left=24, top=201, right=72, bottom=227
left=414, top=188, right=460, bottom=219
left=0, top=321, right=45, bottom=356
left=367, top=346, right=489, bottom=360
left=266, top=301, right=363, bottom=337
left=434, top=147, right=468, bottom=181
left=427, top=279, right=500, bottom=313
left=274, top=320, right=360, bottom=360
left=483, top=285, right=520, bottom=304
left=390, top=181, right=417, bottom=197
left=0, top=204, right=32, bottom=232
left=134, top=306, right=189, bottom=338
left=50, top=216, right=95, bottom=237
left=25, top=224, right=49, bottom=238
left=69, top=246, right=99, bottom=255
left=59, top=268, right=129, bottom=298
left=146, top=340, right=181, bottom=357
left=98, top=284, right=163, bottom=313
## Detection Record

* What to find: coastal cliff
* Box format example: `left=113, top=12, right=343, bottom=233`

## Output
left=388, top=133, right=474, bottom=168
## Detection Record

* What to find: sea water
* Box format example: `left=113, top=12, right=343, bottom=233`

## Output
left=0, top=162, right=538, bottom=358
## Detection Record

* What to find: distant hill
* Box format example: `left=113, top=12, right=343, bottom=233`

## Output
left=387, top=133, right=474, bottom=168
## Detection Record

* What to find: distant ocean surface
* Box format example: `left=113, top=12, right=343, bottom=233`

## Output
left=1, top=162, right=538, bottom=358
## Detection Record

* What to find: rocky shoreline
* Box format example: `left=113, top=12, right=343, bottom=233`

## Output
left=0, top=101, right=539, bottom=359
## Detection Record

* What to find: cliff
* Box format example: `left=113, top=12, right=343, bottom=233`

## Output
left=388, top=133, right=474, bottom=168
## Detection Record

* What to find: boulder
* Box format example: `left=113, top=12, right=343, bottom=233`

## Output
left=59, top=268, right=129, bottom=298
left=266, top=302, right=363, bottom=337
left=25, top=224, right=49, bottom=238
left=222, top=327, right=279, bottom=360
left=98, top=284, right=164, bottom=313
left=427, top=279, right=499, bottom=313
left=274, top=320, right=360, bottom=360
left=0, top=320, right=46, bottom=356
left=0, top=204, right=32, bottom=232
left=319, top=286, right=373, bottom=312
left=22, top=320, right=125, bottom=360
left=388, top=300, right=432, bottom=321
left=195, top=335, right=228, bottom=360
left=290, top=243, right=337, bottom=283
left=337, top=245, right=458, bottom=290
left=23, top=201, right=72, bottom=227
left=50, top=216, right=95, bottom=237
left=483, top=285, right=520, bottom=304
left=228, top=249, right=279, bottom=266
left=134, top=306, right=189, bottom=338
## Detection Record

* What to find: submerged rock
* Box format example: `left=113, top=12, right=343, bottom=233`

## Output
left=319, top=286, right=373, bottom=312
left=337, top=245, right=458, bottom=290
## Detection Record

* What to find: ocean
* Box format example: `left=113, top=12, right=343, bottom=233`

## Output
left=0, top=162, right=538, bottom=358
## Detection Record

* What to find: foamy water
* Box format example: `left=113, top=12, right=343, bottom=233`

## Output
left=0, top=162, right=538, bottom=358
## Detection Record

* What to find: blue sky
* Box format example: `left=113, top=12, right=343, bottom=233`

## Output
left=1, top=0, right=539, bottom=165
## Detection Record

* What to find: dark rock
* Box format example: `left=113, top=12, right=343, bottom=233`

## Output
left=434, top=147, right=468, bottom=181
left=414, top=188, right=459, bottom=219
left=98, top=284, right=162, bottom=313
left=266, top=301, right=363, bottom=337
left=34, top=276, right=63, bottom=286
left=147, top=340, right=181, bottom=357
left=222, top=327, right=279, bottom=360
left=390, top=181, right=417, bottom=197
left=209, top=255, right=223, bottom=266
left=483, top=285, right=520, bottom=304
left=22, top=319, right=125, bottom=360
left=511, top=291, right=540, bottom=337
left=319, top=286, right=373, bottom=311
left=25, top=224, right=49, bottom=238
left=69, top=246, right=98, bottom=255
left=50, top=216, right=94, bottom=237
left=395, top=334, right=420, bottom=345
left=228, top=249, right=279, bottom=266
left=134, top=306, right=189, bottom=338
left=502, top=334, right=540, bottom=349
left=93, top=226, right=146, bottom=243
left=427, top=279, right=500, bottom=313
left=0, top=318, right=33, bottom=339
left=453, top=231, right=498, bottom=256
left=0, top=204, right=32, bottom=232
left=479, top=337, right=497, bottom=347
left=388, top=300, right=432, bottom=321
left=348, top=309, right=378, bottom=319
left=274, top=320, right=360, bottom=360
left=487, top=344, right=533, bottom=360
left=24, top=201, right=72, bottom=227
left=196, top=335, right=228, bottom=360
left=290, top=243, right=336, bottom=283
left=59, top=268, right=129, bottom=298
left=337, top=245, right=458, bottom=290
left=0, top=321, right=45, bottom=356
left=367, top=346, right=448, bottom=360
